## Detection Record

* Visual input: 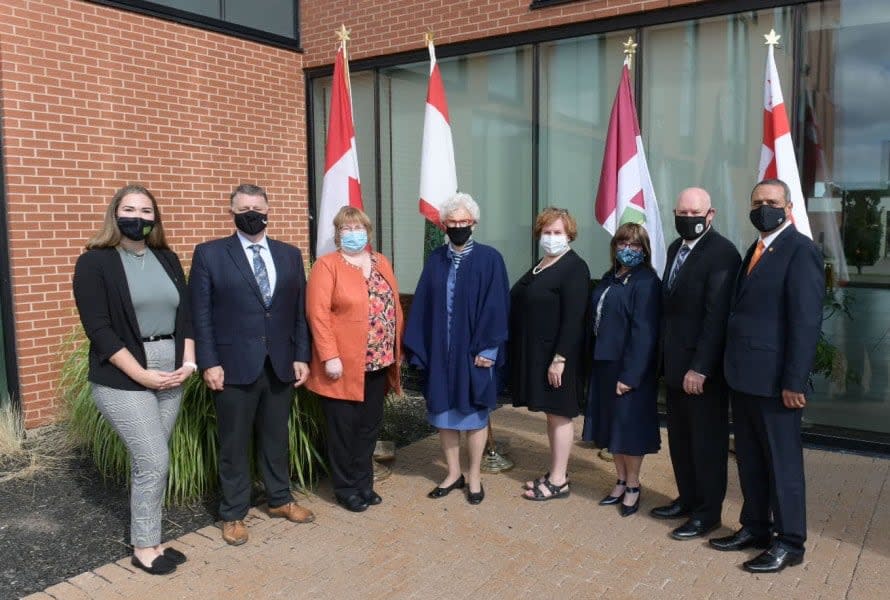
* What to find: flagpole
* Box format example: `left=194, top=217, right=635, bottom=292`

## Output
left=421, top=31, right=446, bottom=261
left=623, top=35, right=637, bottom=69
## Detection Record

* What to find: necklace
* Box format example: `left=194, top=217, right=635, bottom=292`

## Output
left=532, top=248, right=569, bottom=275
left=120, top=246, right=146, bottom=271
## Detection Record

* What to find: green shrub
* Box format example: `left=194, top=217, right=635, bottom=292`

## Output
left=60, top=331, right=326, bottom=505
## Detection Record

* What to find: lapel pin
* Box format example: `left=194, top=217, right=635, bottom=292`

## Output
left=768, top=247, right=775, bottom=252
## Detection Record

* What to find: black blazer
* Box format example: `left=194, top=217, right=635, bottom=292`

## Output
left=72, top=247, right=193, bottom=390
left=660, top=228, right=741, bottom=389
left=189, top=234, right=311, bottom=385
left=723, top=225, right=824, bottom=397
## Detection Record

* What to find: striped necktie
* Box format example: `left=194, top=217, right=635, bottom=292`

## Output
left=668, top=244, right=690, bottom=290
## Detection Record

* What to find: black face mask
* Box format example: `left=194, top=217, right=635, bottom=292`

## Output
left=234, top=210, right=268, bottom=235
left=674, top=215, right=708, bottom=241
left=446, top=225, right=472, bottom=246
left=117, top=217, right=155, bottom=241
left=749, top=205, right=786, bottom=232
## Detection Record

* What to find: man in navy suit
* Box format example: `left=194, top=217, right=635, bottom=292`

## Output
left=190, top=184, right=314, bottom=546
left=652, top=188, right=740, bottom=540
left=710, top=179, right=824, bottom=573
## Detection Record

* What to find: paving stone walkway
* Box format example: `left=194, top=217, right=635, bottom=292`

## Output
left=26, top=406, right=890, bottom=599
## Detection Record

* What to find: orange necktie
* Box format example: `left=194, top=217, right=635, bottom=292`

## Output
left=747, top=240, right=766, bottom=274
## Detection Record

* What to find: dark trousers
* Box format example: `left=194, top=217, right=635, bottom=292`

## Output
left=215, top=358, right=293, bottom=521
left=321, top=368, right=387, bottom=501
left=730, top=389, right=807, bottom=551
left=666, top=384, right=729, bottom=524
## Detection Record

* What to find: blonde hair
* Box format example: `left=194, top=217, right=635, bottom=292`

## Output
left=332, top=206, right=373, bottom=248
left=533, top=207, right=577, bottom=241
left=85, top=185, right=170, bottom=250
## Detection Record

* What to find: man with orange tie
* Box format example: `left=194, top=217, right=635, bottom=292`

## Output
left=710, top=179, right=824, bottom=573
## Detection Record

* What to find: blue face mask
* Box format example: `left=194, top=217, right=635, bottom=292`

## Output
left=340, top=230, right=368, bottom=253
left=616, top=247, right=645, bottom=268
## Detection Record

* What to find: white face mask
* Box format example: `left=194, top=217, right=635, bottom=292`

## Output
left=539, top=233, right=570, bottom=257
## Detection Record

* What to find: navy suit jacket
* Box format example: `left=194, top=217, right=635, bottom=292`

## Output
left=590, top=264, right=661, bottom=389
left=723, top=225, right=824, bottom=397
left=189, top=233, right=311, bottom=385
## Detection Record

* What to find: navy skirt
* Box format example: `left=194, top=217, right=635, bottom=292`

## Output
left=582, top=359, right=660, bottom=456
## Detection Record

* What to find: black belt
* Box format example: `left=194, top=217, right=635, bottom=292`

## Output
left=141, top=334, right=174, bottom=342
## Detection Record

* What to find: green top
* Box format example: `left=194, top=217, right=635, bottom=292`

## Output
left=117, top=247, right=178, bottom=338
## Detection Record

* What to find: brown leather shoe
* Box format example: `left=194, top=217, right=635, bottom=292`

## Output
left=221, top=520, right=247, bottom=546
left=268, top=501, right=315, bottom=523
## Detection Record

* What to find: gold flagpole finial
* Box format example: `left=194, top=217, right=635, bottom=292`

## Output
left=335, top=24, right=351, bottom=44
left=764, top=28, right=781, bottom=47
left=623, top=36, right=638, bottom=68
left=424, top=31, right=434, bottom=47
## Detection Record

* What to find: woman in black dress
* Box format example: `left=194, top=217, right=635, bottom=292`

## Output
left=509, top=208, right=590, bottom=500
left=582, top=223, right=661, bottom=517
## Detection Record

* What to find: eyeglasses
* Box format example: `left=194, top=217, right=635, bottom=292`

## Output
left=616, top=241, right=642, bottom=250
left=444, top=219, right=474, bottom=228
left=338, top=224, right=366, bottom=232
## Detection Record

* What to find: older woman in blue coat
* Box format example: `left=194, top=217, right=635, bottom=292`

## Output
left=583, top=223, right=661, bottom=517
left=404, top=193, right=510, bottom=505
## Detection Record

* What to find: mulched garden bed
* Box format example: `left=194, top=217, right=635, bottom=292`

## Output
left=0, top=392, right=434, bottom=599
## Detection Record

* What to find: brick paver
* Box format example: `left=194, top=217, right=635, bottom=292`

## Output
left=26, top=407, right=890, bottom=599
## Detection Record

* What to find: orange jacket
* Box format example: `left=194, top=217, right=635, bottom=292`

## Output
left=305, top=251, right=403, bottom=401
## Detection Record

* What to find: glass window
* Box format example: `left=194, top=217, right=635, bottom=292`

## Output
left=642, top=8, right=795, bottom=254
left=86, top=1, right=299, bottom=45
left=379, top=47, right=534, bottom=291
left=225, top=0, right=296, bottom=39
left=539, top=32, right=630, bottom=276
left=801, top=0, right=890, bottom=435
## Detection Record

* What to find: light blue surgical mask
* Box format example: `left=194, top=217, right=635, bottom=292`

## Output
left=340, top=230, right=368, bottom=253
left=539, top=234, right=570, bottom=257
left=616, top=247, right=645, bottom=268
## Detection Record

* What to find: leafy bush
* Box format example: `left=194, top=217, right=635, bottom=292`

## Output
left=60, top=332, right=326, bottom=505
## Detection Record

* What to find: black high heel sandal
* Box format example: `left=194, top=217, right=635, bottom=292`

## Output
left=620, top=485, right=641, bottom=517
left=598, top=479, right=626, bottom=506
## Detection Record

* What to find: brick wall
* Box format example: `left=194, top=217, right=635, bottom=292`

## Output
left=0, top=0, right=307, bottom=427
left=300, top=0, right=710, bottom=67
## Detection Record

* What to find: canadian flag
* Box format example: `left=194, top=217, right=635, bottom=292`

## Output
left=418, top=39, right=457, bottom=227
left=316, top=42, right=363, bottom=257
left=594, top=61, right=666, bottom=277
left=758, top=38, right=812, bottom=239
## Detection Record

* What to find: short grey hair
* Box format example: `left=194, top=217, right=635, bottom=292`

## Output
left=439, top=192, right=480, bottom=223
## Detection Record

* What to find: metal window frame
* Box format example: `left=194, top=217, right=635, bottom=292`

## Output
left=0, top=120, right=21, bottom=410
left=85, top=0, right=302, bottom=51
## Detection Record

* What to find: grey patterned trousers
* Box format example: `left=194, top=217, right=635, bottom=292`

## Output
left=92, top=339, right=182, bottom=548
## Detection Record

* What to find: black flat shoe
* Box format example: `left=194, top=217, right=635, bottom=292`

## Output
left=709, top=528, right=772, bottom=552
left=743, top=545, right=804, bottom=573
left=467, top=483, right=485, bottom=505
left=620, top=486, right=640, bottom=517
left=428, top=475, right=465, bottom=499
left=163, top=547, right=187, bottom=565
left=670, top=519, right=720, bottom=540
left=361, top=489, right=382, bottom=506
left=650, top=499, right=690, bottom=520
left=337, top=493, right=369, bottom=512
left=598, top=478, right=627, bottom=506
left=131, top=554, right=176, bottom=575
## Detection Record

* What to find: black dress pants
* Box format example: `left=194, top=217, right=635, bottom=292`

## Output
left=730, top=389, right=807, bottom=551
left=321, top=368, right=387, bottom=501
left=666, top=383, right=729, bottom=525
left=215, top=358, right=293, bottom=522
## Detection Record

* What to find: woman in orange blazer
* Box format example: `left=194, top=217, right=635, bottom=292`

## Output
left=306, top=206, right=403, bottom=513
